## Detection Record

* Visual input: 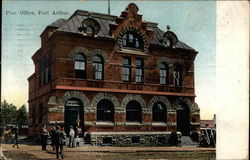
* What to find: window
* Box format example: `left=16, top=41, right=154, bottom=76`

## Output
left=157, top=137, right=166, bottom=144
left=39, top=105, right=43, bottom=123
left=126, top=101, right=142, bottom=122
left=40, top=55, right=51, bottom=87
left=153, top=102, right=166, bottom=122
left=32, top=108, right=36, bottom=125
left=122, top=32, right=143, bottom=49
left=132, top=136, right=140, bottom=144
left=86, top=26, right=94, bottom=36
left=103, top=137, right=112, bottom=145
left=97, top=99, right=114, bottom=122
left=160, top=63, right=168, bottom=85
left=122, top=58, right=131, bottom=82
left=75, top=53, right=86, bottom=79
left=135, top=59, right=144, bottom=83
left=173, top=64, right=182, bottom=86
left=93, top=55, right=103, bottom=80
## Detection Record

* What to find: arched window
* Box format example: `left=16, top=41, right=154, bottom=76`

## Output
left=126, top=101, right=142, bottom=122
left=86, top=26, right=94, bottom=36
left=97, top=99, right=114, bottom=122
left=153, top=102, right=166, bottom=122
left=160, top=63, right=168, bottom=85
left=122, top=32, right=143, bottom=50
left=173, top=64, right=182, bottom=86
left=75, top=53, right=86, bottom=79
left=40, top=58, right=46, bottom=86
left=93, top=55, right=103, bottom=80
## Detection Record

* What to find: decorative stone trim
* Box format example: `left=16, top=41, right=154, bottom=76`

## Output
left=69, top=47, right=108, bottom=63
left=47, top=96, right=58, bottom=105
left=148, top=96, right=171, bottom=111
left=48, top=107, right=64, bottom=113
left=91, top=92, right=120, bottom=113
left=117, top=27, right=148, bottom=53
left=157, top=57, right=184, bottom=69
left=121, top=94, right=147, bottom=114
left=172, top=97, right=198, bottom=111
left=190, top=122, right=200, bottom=125
left=58, top=91, right=90, bottom=112
left=167, top=122, right=177, bottom=126
left=48, top=121, right=64, bottom=125
left=89, top=131, right=172, bottom=135
left=115, top=122, right=125, bottom=126
left=84, top=121, right=96, bottom=126
left=96, top=122, right=114, bottom=126
left=125, top=122, right=142, bottom=126
left=152, top=122, right=167, bottom=126
left=69, top=47, right=89, bottom=60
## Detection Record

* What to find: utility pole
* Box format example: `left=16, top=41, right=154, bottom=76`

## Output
left=108, top=0, right=110, bottom=15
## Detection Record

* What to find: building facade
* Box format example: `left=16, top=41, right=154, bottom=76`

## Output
left=28, top=3, right=200, bottom=145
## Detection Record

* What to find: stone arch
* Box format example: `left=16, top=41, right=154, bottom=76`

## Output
left=121, top=94, right=147, bottom=114
left=156, top=57, right=184, bottom=69
left=148, top=96, right=171, bottom=112
left=172, top=97, right=199, bottom=111
left=91, top=92, right=119, bottom=113
left=69, top=47, right=91, bottom=60
left=58, top=91, right=90, bottom=112
left=92, top=49, right=108, bottom=63
left=117, top=27, right=149, bottom=52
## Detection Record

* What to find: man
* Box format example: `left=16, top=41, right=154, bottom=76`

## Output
left=54, top=126, right=65, bottom=159
left=49, top=125, right=56, bottom=151
left=40, top=124, right=48, bottom=151
left=69, top=126, right=75, bottom=148
left=12, top=127, right=19, bottom=149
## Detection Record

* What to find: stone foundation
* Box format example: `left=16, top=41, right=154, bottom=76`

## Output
left=86, top=132, right=181, bottom=146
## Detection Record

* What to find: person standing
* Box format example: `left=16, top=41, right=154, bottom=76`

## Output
left=12, top=128, right=19, bottom=149
left=54, top=126, right=65, bottom=159
left=40, top=124, right=48, bottom=151
left=49, top=125, right=56, bottom=151
left=68, top=126, right=75, bottom=148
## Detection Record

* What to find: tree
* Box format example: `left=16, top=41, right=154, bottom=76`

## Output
left=16, top=105, right=28, bottom=125
left=0, top=100, right=28, bottom=126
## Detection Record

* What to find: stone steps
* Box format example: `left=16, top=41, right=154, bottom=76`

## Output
left=181, top=136, right=199, bottom=147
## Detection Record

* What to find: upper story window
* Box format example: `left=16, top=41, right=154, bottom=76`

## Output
left=75, top=53, right=86, bottom=79
left=122, top=32, right=143, bottom=50
left=135, top=59, right=144, bottom=83
left=160, top=63, right=168, bottom=85
left=122, top=57, right=131, bottom=82
left=173, top=64, right=182, bottom=86
left=97, top=99, right=114, bottom=122
left=40, top=55, right=51, bottom=87
left=93, top=55, right=103, bottom=80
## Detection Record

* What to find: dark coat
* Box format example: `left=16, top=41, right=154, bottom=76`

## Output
left=49, top=129, right=56, bottom=143
left=54, top=130, right=65, bottom=146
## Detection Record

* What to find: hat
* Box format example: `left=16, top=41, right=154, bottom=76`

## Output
left=69, top=126, right=73, bottom=128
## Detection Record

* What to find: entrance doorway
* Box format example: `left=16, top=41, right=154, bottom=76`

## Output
left=177, top=102, right=190, bottom=136
left=64, top=98, right=83, bottom=136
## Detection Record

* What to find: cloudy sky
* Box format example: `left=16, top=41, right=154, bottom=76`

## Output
left=2, top=1, right=216, bottom=119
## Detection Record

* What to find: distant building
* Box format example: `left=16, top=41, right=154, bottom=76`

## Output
left=28, top=3, right=200, bottom=145
left=200, top=114, right=216, bottom=128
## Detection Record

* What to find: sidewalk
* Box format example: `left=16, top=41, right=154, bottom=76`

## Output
left=1, top=144, right=216, bottom=160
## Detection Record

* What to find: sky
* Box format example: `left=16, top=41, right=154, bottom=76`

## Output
left=2, top=1, right=216, bottom=119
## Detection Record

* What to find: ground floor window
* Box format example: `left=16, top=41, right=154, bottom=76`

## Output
left=97, top=99, right=114, bottom=122
left=126, top=100, right=142, bottom=122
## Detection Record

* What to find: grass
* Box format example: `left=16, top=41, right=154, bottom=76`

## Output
left=2, top=151, right=37, bottom=160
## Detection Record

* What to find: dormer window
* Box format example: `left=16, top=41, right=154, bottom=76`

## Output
left=86, top=26, right=94, bottom=36
left=122, top=32, right=143, bottom=50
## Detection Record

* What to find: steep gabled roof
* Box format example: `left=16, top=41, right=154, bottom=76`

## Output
left=48, top=10, right=195, bottom=51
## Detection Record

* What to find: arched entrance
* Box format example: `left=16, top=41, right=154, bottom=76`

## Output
left=177, top=102, right=190, bottom=136
left=64, top=98, right=83, bottom=136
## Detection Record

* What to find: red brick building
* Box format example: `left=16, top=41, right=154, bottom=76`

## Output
left=28, top=3, right=200, bottom=145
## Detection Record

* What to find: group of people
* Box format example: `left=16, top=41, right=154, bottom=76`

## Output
left=3, top=127, right=19, bottom=149
left=40, top=125, right=66, bottom=159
